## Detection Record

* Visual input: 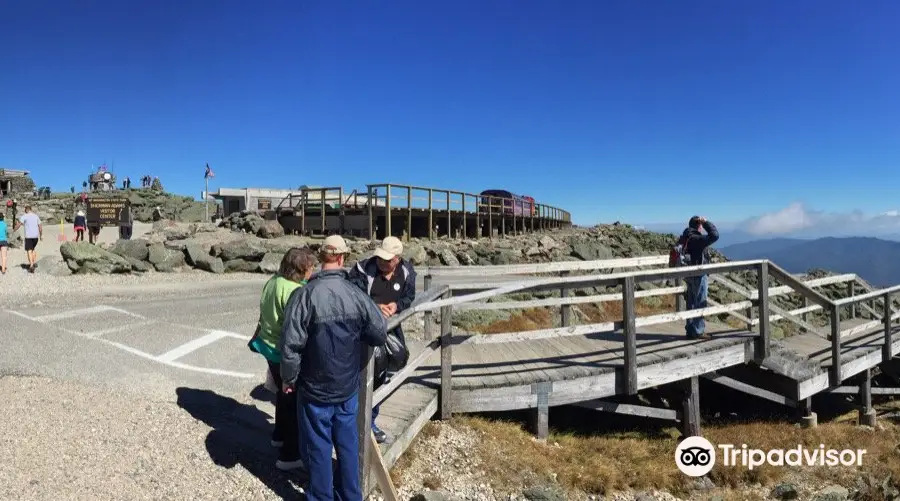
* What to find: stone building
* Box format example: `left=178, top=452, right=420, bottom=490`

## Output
left=0, top=168, right=36, bottom=197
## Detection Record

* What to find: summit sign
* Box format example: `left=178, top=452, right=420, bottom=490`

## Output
left=85, top=197, right=128, bottom=226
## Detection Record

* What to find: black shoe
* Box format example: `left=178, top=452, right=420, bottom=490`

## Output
left=372, top=425, right=387, bottom=444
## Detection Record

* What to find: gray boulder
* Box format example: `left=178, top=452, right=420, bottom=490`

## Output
left=225, top=259, right=260, bottom=273
left=59, top=242, right=132, bottom=274
left=571, top=240, right=613, bottom=261
left=147, top=243, right=185, bottom=272
left=110, top=239, right=150, bottom=261
left=438, top=248, right=460, bottom=266
left=259, top=252, right=282, bottom=274
left=184, top=244, right=224, bottom=273
left=213, top=239, right=268, bottom=262
left=257, top=220, right=285, bottom=239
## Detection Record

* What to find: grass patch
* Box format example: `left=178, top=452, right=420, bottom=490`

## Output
left=449, top=401, right=900, bottom=498
left=473, top=296, right=677, bottom=335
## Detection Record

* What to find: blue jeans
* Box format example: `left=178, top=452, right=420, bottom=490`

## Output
left=685, top=275, right=708, bottom=337
left=299, top=393, right=360, bottom=501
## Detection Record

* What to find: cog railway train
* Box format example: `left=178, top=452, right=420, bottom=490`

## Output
left=479, top=189, right=536, bottom=217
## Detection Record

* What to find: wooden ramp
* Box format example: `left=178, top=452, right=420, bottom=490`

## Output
left=359, top=256, right=900, bottom=496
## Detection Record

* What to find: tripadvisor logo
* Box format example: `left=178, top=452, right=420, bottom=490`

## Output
left=675, top=436, right=867, bottom=477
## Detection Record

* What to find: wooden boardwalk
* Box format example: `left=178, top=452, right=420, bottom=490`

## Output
left=359, top=256, right=900, bottom=497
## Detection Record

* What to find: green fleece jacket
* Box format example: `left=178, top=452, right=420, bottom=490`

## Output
left=250, top=275, right=306, bottom=363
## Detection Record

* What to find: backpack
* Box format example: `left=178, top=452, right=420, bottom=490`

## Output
left=668, top=233, right=695, bottom=267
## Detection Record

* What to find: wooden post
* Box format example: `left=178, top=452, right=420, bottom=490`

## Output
left=424, top=274, right=433, bottom=339
left=301, top=190, right=307, bottom=235
left=440, top=303, right=453, bottom=419
left=461, top=194, right=466, bottom=238
left=848, top=282, right=856, bottom=319
left=532, top=381, right=551, bottom=440
left=339, top=187, right=346, bottom=234
left=884, top=291, right=893, bottom=362
left=357, top=346, right=374, bottom=493
left=487, top=197, right=493, bottom=239
left=859, top=368, right=876, bottom=426
left=801, top=297, right=809, bottom=322
left=621, top=276, right=637, bottom=395
left=446, top=191, right=451, bottom=238
left=428, top=189, right=433, bottom=240
left=406, top=186, right=412, bottom=242
left=756, top=262, right=770, bottom=361
left=367, top=185, right=375, bottom=241
left=830, top=304, right=842, bottom=385
left=798, top=397, right=817, bottom=428
left=320, top=189, right=326, bottom=235
left=676, top=280, right=686, bottom=313
left=680, top=376, right=700, bottom=437
left=475, top=195, right=481, bottom=238
left=384, top=184, right=392, bottom=237
left=560, top=271, right=571, bottom=327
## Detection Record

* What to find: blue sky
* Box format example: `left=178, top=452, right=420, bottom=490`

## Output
left=2, top=1, right=900, bottom=231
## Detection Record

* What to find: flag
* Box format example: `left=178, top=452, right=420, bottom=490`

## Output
left=204, top=163, right=214, bottom=178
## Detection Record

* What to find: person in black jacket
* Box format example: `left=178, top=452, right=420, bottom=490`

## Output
left=679, top=216, right=719, bottom=339
left=348, top=236, right=416, bottom=443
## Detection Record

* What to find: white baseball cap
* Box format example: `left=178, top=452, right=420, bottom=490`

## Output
left=373, top=236, right=403, bottom=260
left=321, top=235, right=350, bottom=254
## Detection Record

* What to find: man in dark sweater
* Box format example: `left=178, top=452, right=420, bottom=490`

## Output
left=348, top=236, right=417, bottom=443
left=679, top=216, right=719, bottom=339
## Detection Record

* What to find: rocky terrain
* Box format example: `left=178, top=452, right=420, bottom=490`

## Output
left=4, top=187, right=207, bottom=230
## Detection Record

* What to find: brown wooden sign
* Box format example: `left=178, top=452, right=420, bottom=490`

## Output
left=257, top=199, right=272, bottom=211
left=85, top=197, right=128, bottom=226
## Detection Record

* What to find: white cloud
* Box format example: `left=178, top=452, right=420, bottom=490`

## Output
left=738, top=202, right=900, bottom=237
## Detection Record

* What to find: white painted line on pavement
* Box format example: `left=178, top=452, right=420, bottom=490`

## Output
left=7, top=309, right=256, bottom=379
left=101, top=338, right=255, bottom=378
left=8, top=310, right=36, bottom=321
left=220, top=331, right=252, bottom=341
left=156, top=330, right=231, bottom=363
left=30, top=305, right=146, bottom=322
left=83, top=321, right=158, bottom=338
left=31, top=305, right=116, bottom=321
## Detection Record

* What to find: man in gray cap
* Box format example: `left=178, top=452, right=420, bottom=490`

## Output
left=348, top=235, right=417, bottom=443
left=280, top=235, right=387, bottom=500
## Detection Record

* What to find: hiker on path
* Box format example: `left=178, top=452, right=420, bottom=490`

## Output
left=678, top=216, right=719, bottom=339
left=73, top=210, right=87, bottom=242
left=0, top=213, right=8, bottom=274
left=279, top=235, right=387, bottom=500
left=348, top=235, right=416, bottom=444
left=248, top=247, right=317, bottom=471
left=13, top=206, right=42, bottom=273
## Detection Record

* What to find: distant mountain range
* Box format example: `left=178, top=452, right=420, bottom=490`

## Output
left=720, top=237, right=900, bottom=287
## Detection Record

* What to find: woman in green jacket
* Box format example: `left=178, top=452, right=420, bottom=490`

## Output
left=250, top=246, right=317, bottom=471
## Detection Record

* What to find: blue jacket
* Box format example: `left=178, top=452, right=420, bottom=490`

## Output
left=279, top=268, right=387, bottom=404
left=681, top=220, right=720, bottom=266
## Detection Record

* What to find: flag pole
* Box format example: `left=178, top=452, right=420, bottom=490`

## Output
left=205, top=175, right=209, bottom=222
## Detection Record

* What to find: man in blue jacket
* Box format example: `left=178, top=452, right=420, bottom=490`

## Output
left=679, top=216, right=719, bottom=339
left=280, top=235, right=387, bottom=501
left=348, top=236, right=416, bottom=444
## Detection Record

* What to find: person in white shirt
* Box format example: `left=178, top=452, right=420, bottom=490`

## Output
left=13, top=205, right=42, bottom=273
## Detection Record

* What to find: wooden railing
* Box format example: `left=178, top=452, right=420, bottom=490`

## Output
left=356, top=256, right=900, bottom=496
left=365, top=183, right=571, bottom=240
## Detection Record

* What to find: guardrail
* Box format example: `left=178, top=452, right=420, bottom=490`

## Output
left=356, top=256, right=900, bottom=495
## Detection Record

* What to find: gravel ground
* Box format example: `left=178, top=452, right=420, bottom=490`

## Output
left=0, top=375, right=306, bottom=501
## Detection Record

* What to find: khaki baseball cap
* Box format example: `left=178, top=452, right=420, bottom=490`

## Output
left=321, top=235, right=350, bottom=254
left=373, top=236, right=403, bottom=260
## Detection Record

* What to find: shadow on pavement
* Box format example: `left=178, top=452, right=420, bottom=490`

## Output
left=176, top=387, right=307, bottom=500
